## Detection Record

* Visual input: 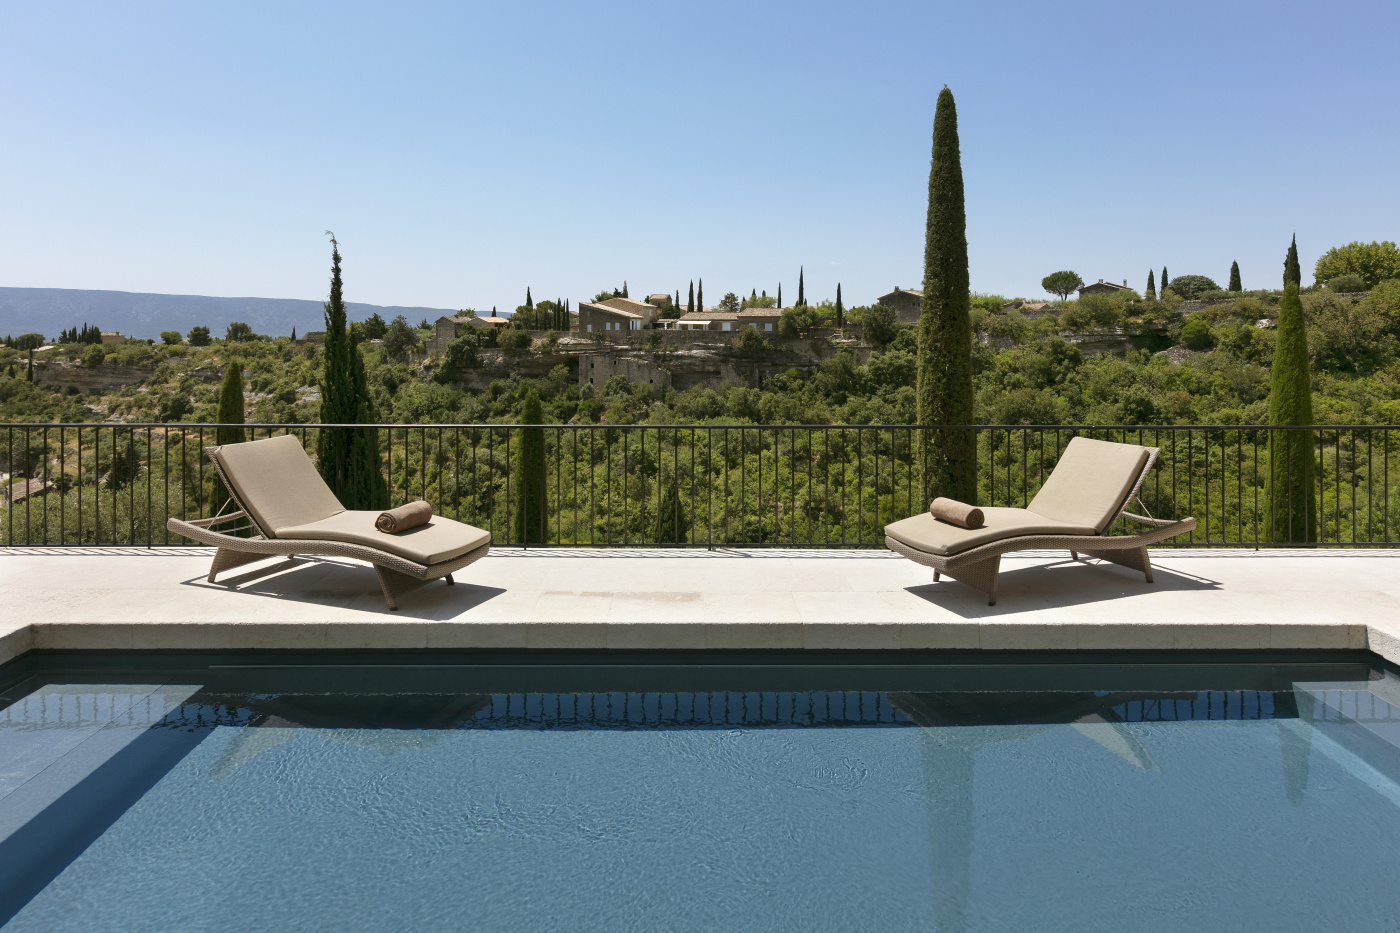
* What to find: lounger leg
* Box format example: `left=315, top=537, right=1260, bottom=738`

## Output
left=207, top=547, right=271, bottom=583
left=1079, top=546, right=1153, bottom=583
left=445, top=574, right=455, bottom=586
left=942, top=556, right=1001, bottom=606
left=372, top=564, right=433, bottom=611
left=1070, top=550, right=1079, bottom=561
left=933, top=570, right=941, bottom=581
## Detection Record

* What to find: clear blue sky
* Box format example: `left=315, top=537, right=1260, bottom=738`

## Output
left=1, top=1, right=1396, bottom=313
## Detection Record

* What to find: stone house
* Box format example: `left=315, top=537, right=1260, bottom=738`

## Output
left=1002, top=301, right=1053, bottom=318
left=876, top=288, right=923, bottom=324
left=645, top=294, right=672, bottom=310
left=595, top=297, right=659, bottom=323
left=1078, top=280, right=1132, bottom=297
left=426, top=315, right=509, bottom=354
left=737, top=308, right=782, bottom=333
left=100, top=332, right=125, bottom=344
left=674, top=311, right=738, bottom=332
left=578, top=302, right=647, bottom=334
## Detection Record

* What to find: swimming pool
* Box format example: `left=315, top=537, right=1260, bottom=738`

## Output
left=1, top=652, right=1398, bottom=932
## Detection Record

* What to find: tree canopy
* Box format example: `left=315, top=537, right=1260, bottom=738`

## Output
left=1041, top=271, right=1084, bottom=300
left=1166, top=275, right=1220, bottom=300
left=1314, top=241, right=1400, bottom=289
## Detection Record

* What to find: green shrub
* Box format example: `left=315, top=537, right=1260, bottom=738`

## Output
left=1325, top=273, right=1366, bottom=293
left=160, top=331, right=183, bottom=346
left=82, top=345, right=106, bottom=368
left=1181, top=318, right=1214, bottom=350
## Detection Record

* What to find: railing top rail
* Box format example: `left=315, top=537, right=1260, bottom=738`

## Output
left=0, top=422, right=1392, bottom=431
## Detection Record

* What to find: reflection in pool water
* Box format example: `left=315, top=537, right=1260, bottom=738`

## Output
left=1, top=670, right=1399, bottom=932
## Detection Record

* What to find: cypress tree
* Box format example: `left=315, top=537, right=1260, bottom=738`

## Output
left=675, top=290, right=680, bottom=310
left=915, top=86, right=976, bottom=504
left=1284, top=235, right=1300, bottom=288
left=836, top=283, right=844, bottom=326
left=1161, top=266, right=1169, bottom=294
left=1267, top=280, right=1316, bottom=543
left=653, top=471, right=689, bottom=544
left=797, top=267, right=805, bottom=306
left=512, top=389, right=547, bottom=544
left=1229, top=261, right=1242, bottom=292
left=526, top=288, right=533, bottom=309
left=1146, top=269, right=1156, bottom=300
left=212, top=359, right=246, bottom=516
left=316, top=235, right=385, bottom=508
left=291, top=326, right=297, bottom=341
left=697, top=279, right=703, bottom=313
left=687, top=281, right=694, bottom=315
left=318, top=234, right=357, bottom=499
left=623, top=281, right=629, bottom=298
left=777, top=283, right=782, bottom=308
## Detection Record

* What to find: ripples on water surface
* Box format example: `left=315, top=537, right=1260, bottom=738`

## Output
left=1, top=662, right=1399, bottom=932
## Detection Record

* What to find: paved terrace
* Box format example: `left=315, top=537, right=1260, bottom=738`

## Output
left=2, top=547, right=1399, bottom=666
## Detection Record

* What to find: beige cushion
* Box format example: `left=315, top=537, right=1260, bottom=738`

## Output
left=278, top=511, right=491, bottom=566
left=884, top=507, right=1095, bottom=557
left=212, top=434, right=345, bottom=537
left=1027, top=437, right=1151, bottom=533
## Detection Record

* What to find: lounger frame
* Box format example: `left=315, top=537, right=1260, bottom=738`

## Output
left=884, top=447, right=1196, bottom=605
left=165, top=445, right=489, bottom=610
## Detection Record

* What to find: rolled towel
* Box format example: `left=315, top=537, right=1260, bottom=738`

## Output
left=929, top=497, right=984, bottom=529
left=376, top=500, right=432, bottom=534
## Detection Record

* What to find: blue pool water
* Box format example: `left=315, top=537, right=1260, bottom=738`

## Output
left=2, top=660, right=1400, bottom=932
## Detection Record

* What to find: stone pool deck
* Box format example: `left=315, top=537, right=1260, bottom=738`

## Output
left=1, top=547, right=1399, bottom=666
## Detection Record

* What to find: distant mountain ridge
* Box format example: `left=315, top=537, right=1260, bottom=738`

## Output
left=0, top=287, right=460, bottom=341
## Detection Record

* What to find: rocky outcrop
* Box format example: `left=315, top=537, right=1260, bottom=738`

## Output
left=32, top=360, right=155, bottom=393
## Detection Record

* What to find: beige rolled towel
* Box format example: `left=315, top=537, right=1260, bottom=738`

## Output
left=376, top=500, right=432, bottom=534
left=929, top=497, right=984, bottom=529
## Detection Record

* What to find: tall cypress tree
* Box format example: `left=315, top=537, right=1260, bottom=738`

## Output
left=777, top=283, right=782, bottom=308
left=797, top=267, right=805, bottom=306
left=1229, top=261, right=1242, bottom=292
left=512, top=389, right=547, bottom=544
left=526, top=287, right=533, bottom=309
left=697, top=279, right=703, bottom=313
left=675, top=290, right=680, bottom=310
left=317, top=234, right=357, bottom=499
left=316, top=235, right=386, bottom=509
left=1268, top=280, right=1316, bottom=543
left=687, top=281, right=694, bottom=315
left=835, top=283, right=844, bottom=326
left=623, top=281, right=629, bottom=298
left=915, top=86, right=976, bottom=504
left=1284, top=235, right=1300, bottom=287
left=1161, top=266, right=1169, bottom=295
left=1145, top=269, right=1156, bottom=300
left=212, top=359, right=247, bottom=517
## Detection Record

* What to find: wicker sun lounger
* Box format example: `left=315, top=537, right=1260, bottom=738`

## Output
left=166, top=434, right=490, bottom=610
left=884, top=436, right=1195, bottom=605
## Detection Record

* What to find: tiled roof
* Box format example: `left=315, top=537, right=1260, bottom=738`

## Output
left=580, top=302, right=644, bottom=319
left=597, top=297, right=656, bottom=314
left=678, top=311, right=737, bottom=321
left=878, top=288, right=923, bottom=301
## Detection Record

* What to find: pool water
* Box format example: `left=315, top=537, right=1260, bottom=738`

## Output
left=1, top=657, right=1399, bottom=932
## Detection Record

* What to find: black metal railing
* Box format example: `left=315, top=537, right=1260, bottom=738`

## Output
left=2, top=422, right=1396, bottom=548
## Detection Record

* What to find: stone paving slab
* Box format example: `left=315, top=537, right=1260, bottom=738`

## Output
left=0, top=547, right=1397, bottom=665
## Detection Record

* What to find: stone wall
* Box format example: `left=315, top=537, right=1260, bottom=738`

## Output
left=578, top=354, right=672, bottom=391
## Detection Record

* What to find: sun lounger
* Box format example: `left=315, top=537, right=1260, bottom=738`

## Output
left=166, top=434, right=490, bottom=609
left=884, top=436, right=1195, bottom=605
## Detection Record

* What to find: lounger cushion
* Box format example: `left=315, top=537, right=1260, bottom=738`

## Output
left=1027, top=437, right=1150, bottom=533
left=884, top=507, right=1095, bottom=557
left=277, top=511, right=491, bottom=566
left=213, top=434, right=346, bottom=537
